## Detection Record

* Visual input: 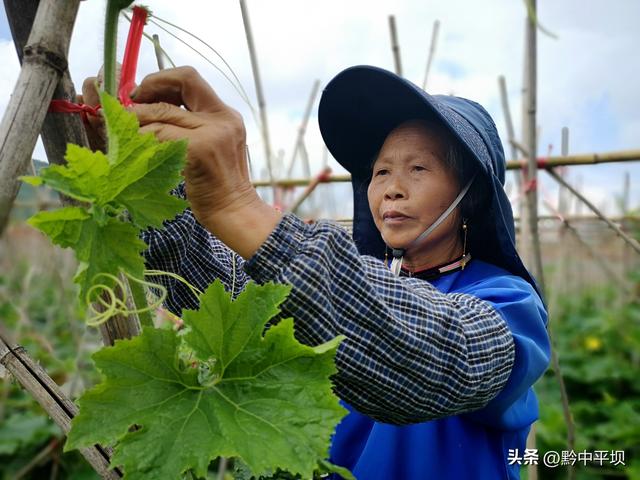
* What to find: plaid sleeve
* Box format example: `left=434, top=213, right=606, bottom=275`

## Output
left=244, top=213, right=516, bottom=425
left=140, top=184, right=249, bottom=316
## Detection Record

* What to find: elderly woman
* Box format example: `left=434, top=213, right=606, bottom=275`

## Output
left=111, top=65, right=550, bottom=479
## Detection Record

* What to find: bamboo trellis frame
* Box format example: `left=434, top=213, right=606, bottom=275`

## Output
left=251, top=150, right=640, bottom=187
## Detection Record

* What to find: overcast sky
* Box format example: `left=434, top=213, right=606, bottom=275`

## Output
left=1, top=0, right=638, bottom=217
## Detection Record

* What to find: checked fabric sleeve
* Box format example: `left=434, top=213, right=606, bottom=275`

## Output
left=142, top=203, right=515, bottom=425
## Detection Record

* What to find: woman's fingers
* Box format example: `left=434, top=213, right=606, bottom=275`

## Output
left=80, top=76, right=106, bottom=152
left=131, top=66, right=227, bottom=114
left=139, top=122, right=187, bottom=143
left=131, top=102, right=203, bottom=130
left=81, top=77, right=101, bottom=107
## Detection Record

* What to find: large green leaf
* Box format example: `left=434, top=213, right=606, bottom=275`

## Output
left=66, top=281, right=348, bottom=479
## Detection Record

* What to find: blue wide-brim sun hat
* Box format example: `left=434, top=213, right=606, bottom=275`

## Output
left=318, top=65, right=542, bottom=297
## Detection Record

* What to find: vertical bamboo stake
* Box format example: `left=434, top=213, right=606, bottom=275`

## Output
left=519, top=19, right=531, bottom=259
left=523, top=0, right=545, bottom=290
left=388, top=15, right=403, bottom=76
left=523, top=3, right=544, bottom=479
left=421, top=20, right=440, bottom=90
left=0, top=0, right=81, bottom=234
left=286, top=79, right=320, bottom=178
left=548, top=126, right=576, bottom=480
left=239, top=0, right=275, bottom=198
left=152, top=34, right=165, bottom=70
left=498, top=75, right=523, bottom=198
left=621, top=171, right=631, bottom=292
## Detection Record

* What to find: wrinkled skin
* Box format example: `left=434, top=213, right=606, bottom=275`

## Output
left=368, top=120, right=463, bottom=271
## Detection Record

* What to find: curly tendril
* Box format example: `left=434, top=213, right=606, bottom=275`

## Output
left=84, top=270, right=204, bottom=327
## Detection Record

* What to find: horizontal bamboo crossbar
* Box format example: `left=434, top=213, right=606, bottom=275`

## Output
left=252, top=150, right=640, bottom=188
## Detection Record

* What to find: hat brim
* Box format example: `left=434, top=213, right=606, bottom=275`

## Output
left=318, top=65, right=499, bottom=182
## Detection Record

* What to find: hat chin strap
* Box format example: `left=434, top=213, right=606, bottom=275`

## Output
left=389, top=174, right=477, bottom=276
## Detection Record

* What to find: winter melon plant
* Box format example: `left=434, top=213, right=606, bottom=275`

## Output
left=23, top=73, right=351, bottom=480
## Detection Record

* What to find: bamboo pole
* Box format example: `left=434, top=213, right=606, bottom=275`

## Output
left=252, top=149, right=640, bottom=188
left=421, top=20, right=440, bottom=90
left=0, top=0, right=81, bottom=234
left=0, top=331, right=121, bottom=479
left=286, top=79, right=320, bottom=178
left=239, top=0, right=275, bottom=197
left=545, top=200, right=630, bottom=292
left=523, top=5, right=542, bottom=478
left=388, top=15, right=403, bottom=76
left=4, top=0, right=141, bottom=346
left=523, top=0, right=545, bottom=292
left=498, top=76, right=520, bottom=166
left=621, top=171, right=632, bottom=292
left=547, top=127, right=576, bottom=480
left=4, top=0, right=89, bottom=172
left=546, top=169, right=640, bottom=254
left=152, top=34, right=165, bottom=70
left=519, top=18, right=531, bottom=265
left=289, top=166, right=331, bottom=215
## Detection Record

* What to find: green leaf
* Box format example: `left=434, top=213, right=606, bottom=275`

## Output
left=28, top=207, right=91, bottom=248
left=18, top=175, right=43, bottom=186
left=35, top=144, right=110, bottom=203
left=66, top=281, right=348, bottom=479
left=27, top=206, right=146, bottom=301
left=183, top=281, right=291, bottom=372
left=24, top=92, right=187, bottom=299
left=32, top=94, right=187, bottom=226
left=72, top=218, right=148, bottom=301
left=0, top=412, right=59, bottom=455
left=115, top=139, right=189, bottom=229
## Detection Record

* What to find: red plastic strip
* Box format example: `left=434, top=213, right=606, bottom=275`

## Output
left=49, top=99, right=100, bottom=116
left=118, top=6, right=148, bottom=107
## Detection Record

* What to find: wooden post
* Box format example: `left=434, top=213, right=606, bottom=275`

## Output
left=388, top=15, right=403, bottom=76
left=0, top=0, right=82, bottom=234
left=239, top=0, right=275, bottom=197
left=421, top=20, right=440, bottom=90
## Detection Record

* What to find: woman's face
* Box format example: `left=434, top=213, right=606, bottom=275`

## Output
left=367, top=120, right=462, bottom=263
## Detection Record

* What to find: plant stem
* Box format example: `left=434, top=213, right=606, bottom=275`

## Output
left=129, top=278, right=154, bottom=328
left=103, top=1, right=121, bottom=96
